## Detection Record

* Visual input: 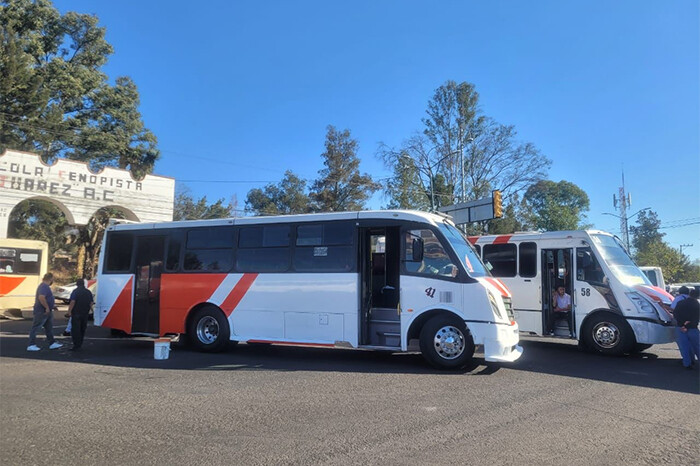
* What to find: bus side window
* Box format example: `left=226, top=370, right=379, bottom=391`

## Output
left=105, top=234, right=134, bottom=272
left=166, top=234, right=183, bottom=271
left=404, top=229, right=455, bottom=278
left=483, top=243, right=517, bottom=277
left=518, top=242, right=537, bottom=278
left=576, top=247, right=604, bottom=284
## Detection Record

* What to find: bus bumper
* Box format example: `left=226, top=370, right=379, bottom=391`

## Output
left=627, top=319, right=675, bottom=344
left=468, top=321, right=523, bottom=363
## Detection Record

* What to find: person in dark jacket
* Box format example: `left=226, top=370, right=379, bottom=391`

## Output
left=674, top=288, right=699, bottom=369
left=27, top=273, right=62, bottom=351
left=67, top=279, right=94, bottom=350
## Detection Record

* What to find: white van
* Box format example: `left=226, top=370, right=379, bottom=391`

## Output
left=469, top=230, right=675, bottom=355
left=640, top=266, right=666, bottom=291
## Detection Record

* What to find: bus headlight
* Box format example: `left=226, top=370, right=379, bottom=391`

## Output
left=626, top=292, right=655, bottom=315
left=488, top=292, right=505, bottom=320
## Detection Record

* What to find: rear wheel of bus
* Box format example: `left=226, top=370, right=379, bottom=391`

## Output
left=582, top=313, right=633, bottom=356
left=188, top=306, right=230, bottom=352
left=419, top=315, right=475, bottom=369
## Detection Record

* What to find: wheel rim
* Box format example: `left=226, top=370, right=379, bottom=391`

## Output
left=433, top=325, right=465, bottom=360
left=592, top=321, right=620, bottom=348
left=196, top=316, right=219, bottom=344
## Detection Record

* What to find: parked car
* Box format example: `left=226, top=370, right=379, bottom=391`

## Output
left=55, top=279, right=97, bottom=304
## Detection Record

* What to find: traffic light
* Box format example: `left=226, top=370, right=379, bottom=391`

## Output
left=492, top=190, right=503, bottom=218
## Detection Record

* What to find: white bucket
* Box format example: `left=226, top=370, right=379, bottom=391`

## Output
left=154, top=338, right=170, bottom=360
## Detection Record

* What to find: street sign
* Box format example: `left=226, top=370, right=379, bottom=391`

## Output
left=438, top=190, right=502, bottom=224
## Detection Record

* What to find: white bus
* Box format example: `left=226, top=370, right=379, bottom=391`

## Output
left=468, top=230, right=675, bottom=355
left=1, top=238, right=49, bottom=315
left=95, top=211, right=522, bottom=369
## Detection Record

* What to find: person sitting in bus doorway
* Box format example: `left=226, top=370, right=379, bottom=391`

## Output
left=674, top=287, right=699, bottom=370
left=549, top=285, right=573, bottom=337
left=27, top=273, right=63, bottom=351
left=67, top=279, right=94, bottom=351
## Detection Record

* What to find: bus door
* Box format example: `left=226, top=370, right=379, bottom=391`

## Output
left=132, top=236, right=165, bottom=334
left=541, top=248, right=574, bottom=336
left=360, top=227, right=401, bottom=347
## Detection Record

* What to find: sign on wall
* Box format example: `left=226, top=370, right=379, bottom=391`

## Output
left=0, top=149, right=175, bottom=237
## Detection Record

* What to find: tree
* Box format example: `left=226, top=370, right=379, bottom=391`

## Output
left=7, top=199, right=72, bottom=264
left=521, top=180, right=590, bottom=231
left=0, top=0, right=159, bottom=172
left=245, top=170, right=310, bottom=216
left=630, top=210, right=700, bottom=283
left=310, top=125, right=380, bottom=212
left=382, top=81, right=550, bottom=210
left=485, top=194, right=525, bottom=235
left=174, top=186, right=236, bottom=221
left=630, top=210, right=664, bottom=253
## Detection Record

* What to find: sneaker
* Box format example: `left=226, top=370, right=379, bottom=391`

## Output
left=49, top=342, right=63, bottom=350
left=62, top=331, right=71, bottom=336
left=27, top=345, right=40, bottom=352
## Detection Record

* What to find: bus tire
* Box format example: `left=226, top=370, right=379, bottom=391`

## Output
left=188, top=306, right=230, bottom=352
left=582, top=313, right=633, bottom=356
left=419, top=315, right=474, bottom=370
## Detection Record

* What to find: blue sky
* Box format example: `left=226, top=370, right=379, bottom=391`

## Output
left=54, top=0, right=699, bottom=260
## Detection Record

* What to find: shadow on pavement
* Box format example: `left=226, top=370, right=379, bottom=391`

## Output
left=2, top=319, right=697, bottom=394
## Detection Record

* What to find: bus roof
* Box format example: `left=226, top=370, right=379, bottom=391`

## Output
left=0, top=238, right=49, bottom=249
left=468, top=230, right=615, bottom=244
left=105, top=210, right=451, bottom=232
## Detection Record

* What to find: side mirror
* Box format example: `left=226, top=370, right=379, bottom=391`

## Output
left=412, top=238, right=424, bottom=262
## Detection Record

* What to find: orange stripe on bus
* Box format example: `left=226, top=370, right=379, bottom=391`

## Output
left=221, top=273, right=258, bottom=317
left=0, top=276, right=26, bottom=296
left=160, top=274, right=227, bottom=334
left=493, top=235, right=512, bottom=244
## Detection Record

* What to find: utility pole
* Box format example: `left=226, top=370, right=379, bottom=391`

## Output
left=680, top=244, right=693, bottom=256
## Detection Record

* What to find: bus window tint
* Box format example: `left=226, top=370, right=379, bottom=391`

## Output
left=437, top=222, right=489, bottom=277
left=483, top=243, right=517, bottom=277
left=187, top=227, right=234, bottom=249
left=166, top=236, right=182, bottom=271
left=184, top=249, right=232, bottom=272
left=0, top=248, right=16, bottom=273
left=237, top=225, right=291, bottom=272
left=404, top=229, right=456, bottom=277
left=519, top=242, right=537, bottom=277
left=294, top=223, right=353, bottom=272
left=106, top=234, right=133, bottom=272
left=576, top=247, right=606, bottom=284
left=16, top=249, right=41, bottom=275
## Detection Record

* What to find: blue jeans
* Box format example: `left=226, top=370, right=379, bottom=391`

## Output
left=675, top=327, right=700, bottom=367
left=28, top=310, right=55, bottom=346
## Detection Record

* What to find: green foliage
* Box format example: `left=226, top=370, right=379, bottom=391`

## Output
left=382, top=81, right=550, bottom=210
left=309, top=126, right=380, bottom=212
left=630, top=210, right=664, bottom=253
left=7, top=199, right=72, bottom=263
left=78, top=207, right=126, bottom=278
left=630, top=210, right=699, bottom=283
left=245, top=170, right=310, bottom=216
left=174, top=186, right=236, bottom=221
left=521, top=180, right=590, bottom=231
left=0, top=0, right=158, bottom=173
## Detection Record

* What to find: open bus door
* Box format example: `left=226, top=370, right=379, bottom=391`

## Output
left=542, top=248, right=574, bottom=337
left=132, top=236, right=165, bottom=334
left=360, top=227, right=401, bottom=347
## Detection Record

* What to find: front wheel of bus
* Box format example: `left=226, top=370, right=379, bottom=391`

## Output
left=188, top=307, right=230, bottom=352
left=582, top=314, right=633, bottom=356
left=419, top=315, right=474, bottom=370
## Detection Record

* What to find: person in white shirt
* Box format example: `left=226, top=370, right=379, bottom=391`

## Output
left=549, top=285, right=573, bottom=337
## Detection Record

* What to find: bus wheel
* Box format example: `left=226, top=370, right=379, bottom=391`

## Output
left=188, top=307, right=230, bottom=352
left=419, top=315, right=474, bottom=370
left=582, top=314, right=633, bottom=356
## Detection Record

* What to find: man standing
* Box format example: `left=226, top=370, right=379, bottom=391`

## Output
left=674, top=288, right=699, bottom=369
left=671, top=285, right=690, bottom=310
left=27, top=273, right=62, bottom=351
left=549, top=285, right=573, bottom=337
left=67, top=279, right=93, bottom=350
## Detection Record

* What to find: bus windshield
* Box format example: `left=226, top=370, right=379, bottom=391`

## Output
left=439, top=222, right=489, bottom=278
left=590, top=234, right=650, bottom=286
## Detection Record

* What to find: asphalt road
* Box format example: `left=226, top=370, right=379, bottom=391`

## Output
left=1, top=314, right=698, bottom=466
